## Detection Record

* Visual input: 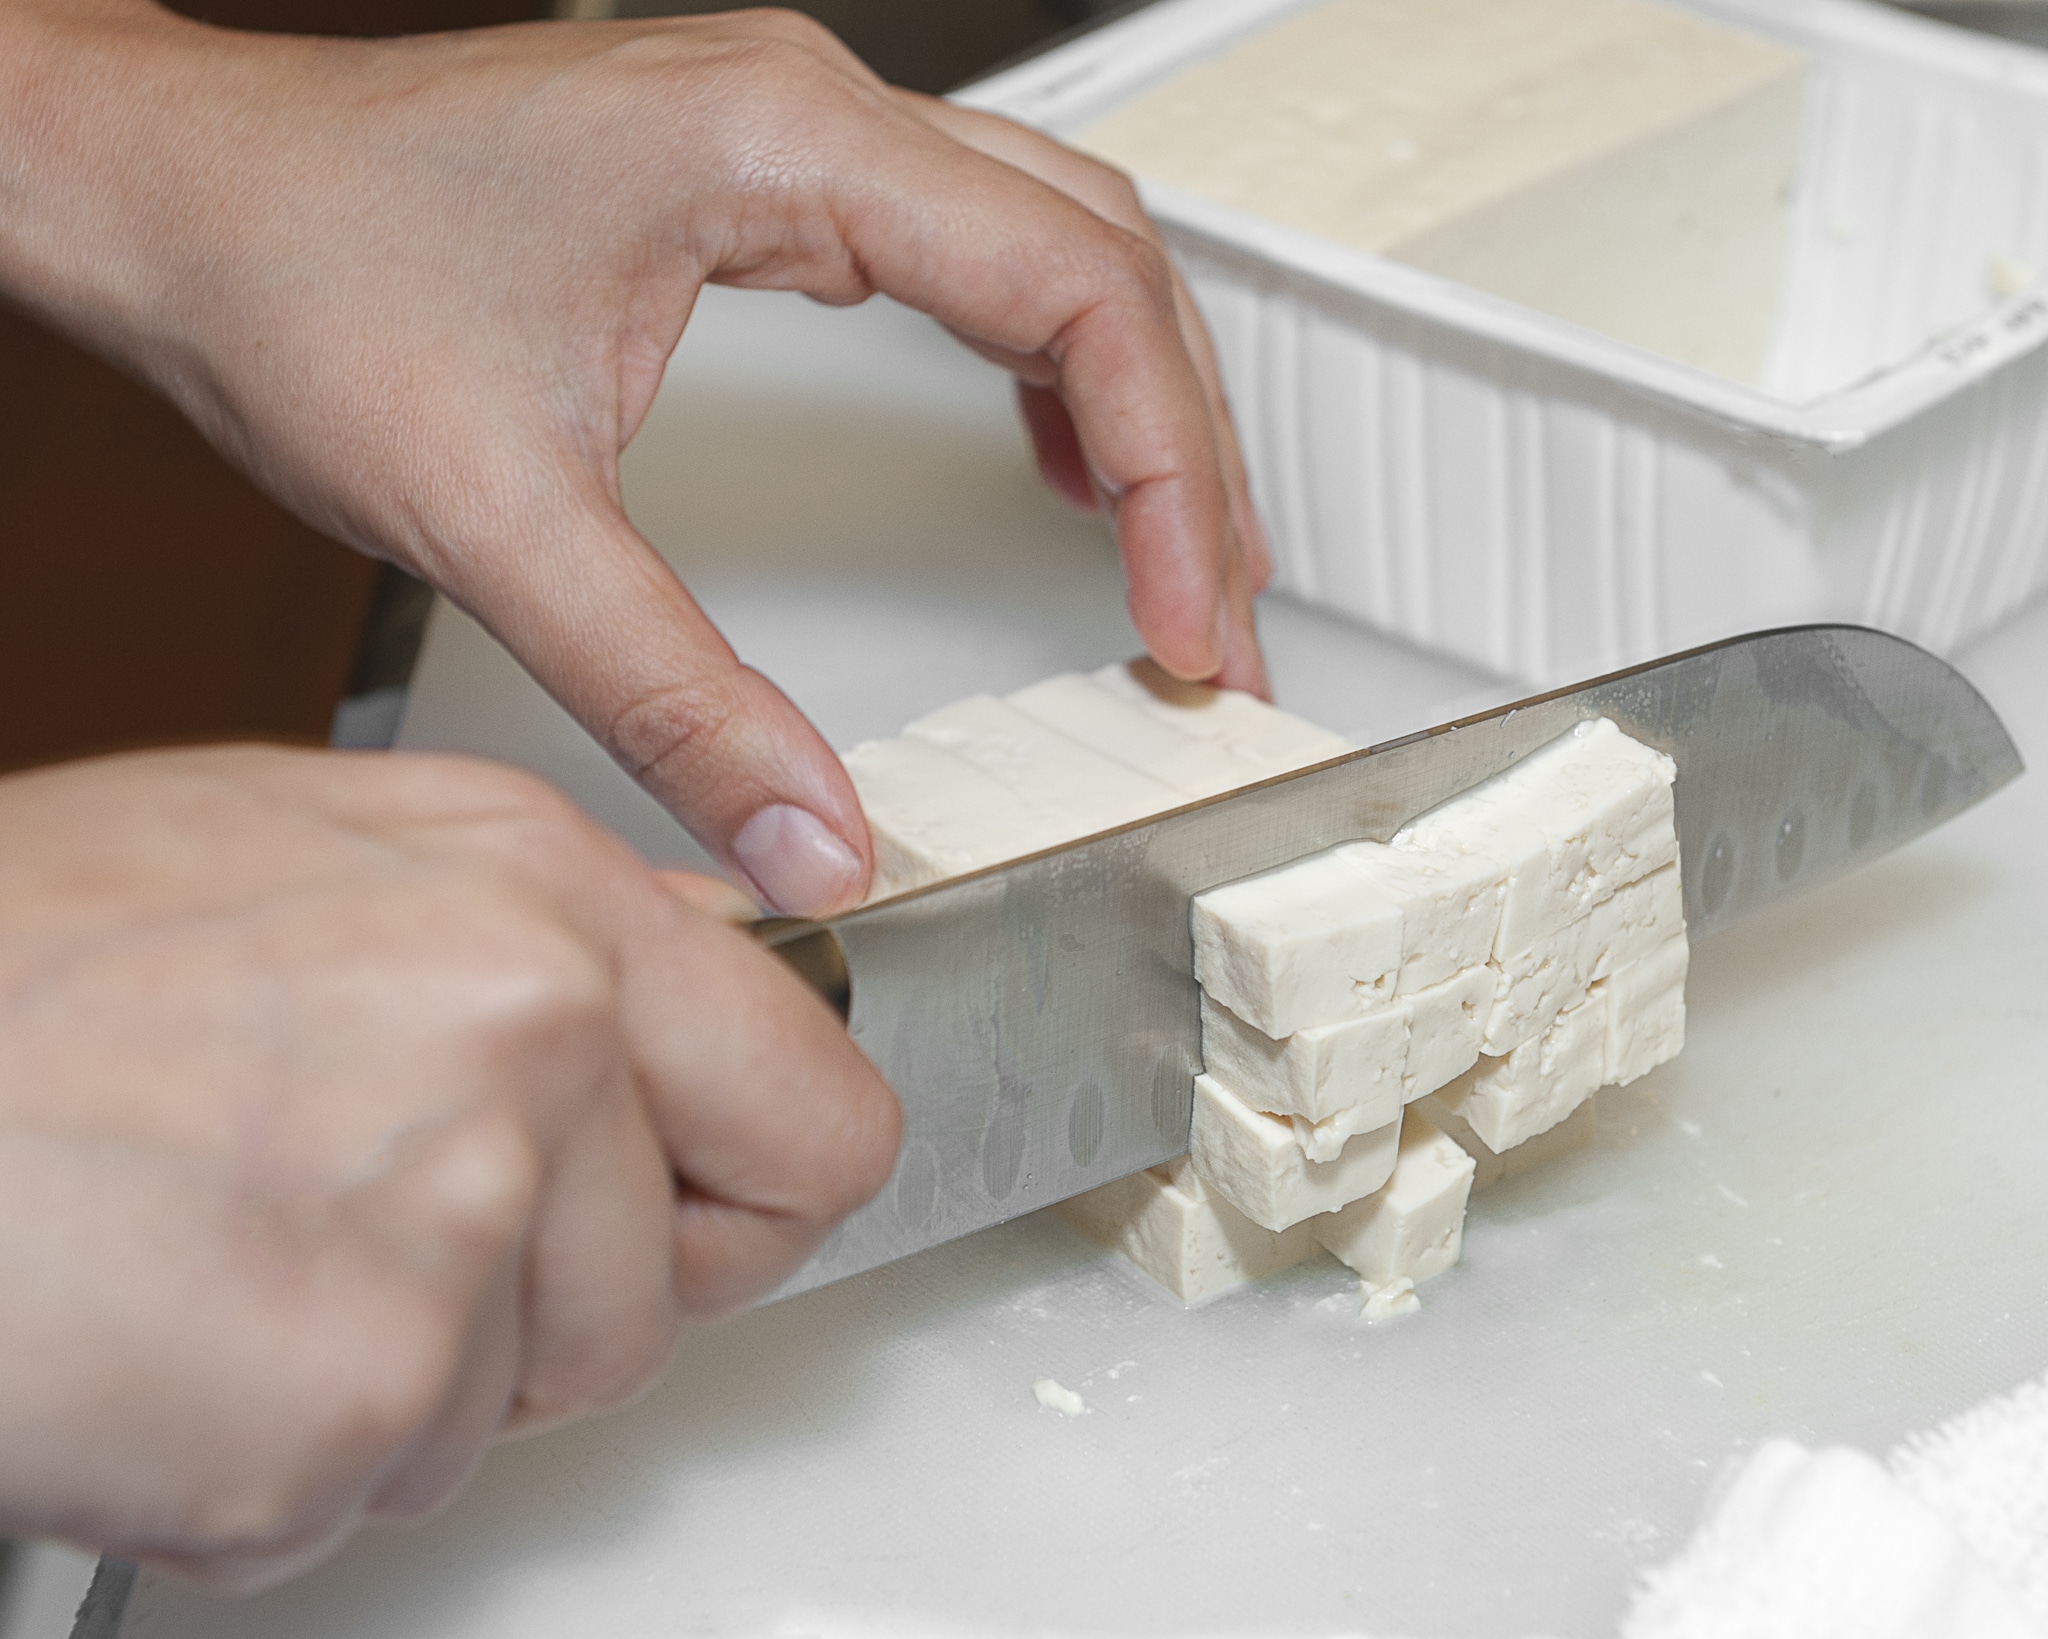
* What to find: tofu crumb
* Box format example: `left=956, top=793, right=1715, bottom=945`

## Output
left=1359, top=1277, right=1421, bottom=1322
left=1032, top=1378, right=1088, bottom=1416
left=1989, top=253, right=2037, bottom=301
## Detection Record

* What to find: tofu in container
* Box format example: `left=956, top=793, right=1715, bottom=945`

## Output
left=956, top=0, right=2048, bottom=683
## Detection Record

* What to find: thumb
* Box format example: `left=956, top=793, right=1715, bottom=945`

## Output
left=429, top=482, right=872, bottom=918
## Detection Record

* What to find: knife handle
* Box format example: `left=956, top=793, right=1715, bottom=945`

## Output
left=750, top=918, right=851, bottom=1019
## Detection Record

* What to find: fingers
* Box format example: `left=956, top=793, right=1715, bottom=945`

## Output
left=612, top=906, right=901, bottom=1320
left=1015, top=381, right=1097, bottom=513
left=897, top=94, right=1274, bottom=694
left=492, top=1078, right=679, bottom=1437
left=425, top=488, right=872, bottom=919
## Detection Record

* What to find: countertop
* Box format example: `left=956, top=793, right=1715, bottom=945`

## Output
left=110, top=284, right=2048, bottom=1639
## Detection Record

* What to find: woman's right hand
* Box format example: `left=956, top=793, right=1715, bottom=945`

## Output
left=0, top=744, right=900, bottom=1589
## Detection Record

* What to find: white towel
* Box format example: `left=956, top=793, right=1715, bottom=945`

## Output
left=1621, top=1369, right=2048, bottom=1639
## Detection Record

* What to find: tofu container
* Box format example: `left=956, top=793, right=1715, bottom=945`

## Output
left=957, top=0, right=2048, bottom=683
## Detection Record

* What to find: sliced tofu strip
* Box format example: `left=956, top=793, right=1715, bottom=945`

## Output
left=1092, top=659, right=1354, bottom=773
left=842, top=736, right=1078, bottom=899
left=904, top=694, right=1183, bottom=834
left=1005, top=673, right=1274, bottom=800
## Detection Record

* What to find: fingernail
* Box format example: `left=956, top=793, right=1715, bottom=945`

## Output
left=731, top=805, right=865, bottom=919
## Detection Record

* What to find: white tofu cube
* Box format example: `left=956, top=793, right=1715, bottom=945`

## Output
left=1192, top=852, right=1404, bottom=1038
left=1479, top=858, right=1685, bottom=1052
left=1313, top=1108, right=1477, bottom=1287
left=1596, top=933, right=1688, bottom=1085
left=1436, top=992, right=1610, bottom=1153
left=1005, top=673, right=1271, bottom=801
left=1397, top=799, right=1575, bottom=961
left=1335, top=840, right=1505, bottom=994
left=1587, top=861, right=1684, bottom=981
left=904, top=694, right=1181, bottom=834
left=1482, top=918, right=1598, bottom=1054
left=1199, top=992, right=1406, bottom=1126
left=841, top=736, right=1074, bottom=898
left=1190, top=1074, right=1400, bottom=1231
left=1397, top=718, right=1676, bottom=958
left=1401, top=964, right=1494, bottom=1102
left=1543, top=719, right=1677, bottom=885
left=1418, top=1090, right=1598, bottom=1194
left=1055, top=1164, right=1322, bottom=1304
left=1091, top=660, right=1354, bottom=773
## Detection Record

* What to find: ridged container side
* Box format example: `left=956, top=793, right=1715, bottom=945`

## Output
left=1177, top=236, right=1832, bottom=681
left=962, top=0, right=2048, bottom=683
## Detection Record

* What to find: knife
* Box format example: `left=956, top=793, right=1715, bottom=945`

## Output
left=758, top=624, right=2021, bottom=1301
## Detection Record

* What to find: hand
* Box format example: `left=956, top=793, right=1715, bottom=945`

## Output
left=0, top=745, right=899, bottom=1588
left=0, top=3, right=1271, bottom=916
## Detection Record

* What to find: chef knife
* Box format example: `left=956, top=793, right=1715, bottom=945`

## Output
left=759, top=624, right=2021, bottom=1301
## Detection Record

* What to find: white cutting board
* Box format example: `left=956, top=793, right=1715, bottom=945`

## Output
left=122, top=288, right=2048, bottom=1639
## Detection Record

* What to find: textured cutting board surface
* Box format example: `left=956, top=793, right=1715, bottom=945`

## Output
left=126, top=288, right=2048, bottom=1639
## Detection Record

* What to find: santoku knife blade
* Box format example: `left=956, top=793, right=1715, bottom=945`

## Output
left=762, top=625, right=2021, bottom=1300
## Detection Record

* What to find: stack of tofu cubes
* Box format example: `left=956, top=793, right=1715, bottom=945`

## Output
left=1145, top=716, right=1687, bottom=1305
left=842, top=666, right=1688, bottom=1308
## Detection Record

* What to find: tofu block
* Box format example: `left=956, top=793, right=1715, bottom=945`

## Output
left=1313, top=1108, right=1477, bottom=1286
left=842, top=735, right=1075, bottom=898
left=1190, top=1074, right=1400, bottom=1232
left=1596, top=932, right=1688, bottom=1085
left=1398, top=718, right=1677, bottom=960
left=1335, top=840, right=1504, bottom=994
left=1401, top=964, right=1494, bottom=1103
left=1200, top=991, right=1406, bottom=1126
left=1056, top=1164, right=1322, bottom=1303
left=904, top=694, right=1182, bottom=835
left=1192, top=851, right=1404, bottom=1038
left=1075, top=0, right=1806, bottom=384
left=1436, top=992, right=1610, bottom=1153
left=1419, top=1090, right=1598, bottom=1193
left=1005, top=672, right=1272, bottom=801
left=1092, top=659, right=1353, bottom=774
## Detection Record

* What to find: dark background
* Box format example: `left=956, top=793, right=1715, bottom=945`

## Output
left=0, top=0, right=1103, bottom=775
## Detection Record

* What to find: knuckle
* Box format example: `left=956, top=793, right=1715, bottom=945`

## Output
left=414, top=1110, right=547, bottom=1254
left=602, top=673, right=746, bottom=789
left=731, top=7, right=845, bottom=56
left=1110, top=233, right=1177, bottom=308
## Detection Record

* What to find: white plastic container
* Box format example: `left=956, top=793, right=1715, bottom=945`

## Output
left=958, top=0, right=2048, bottom=682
